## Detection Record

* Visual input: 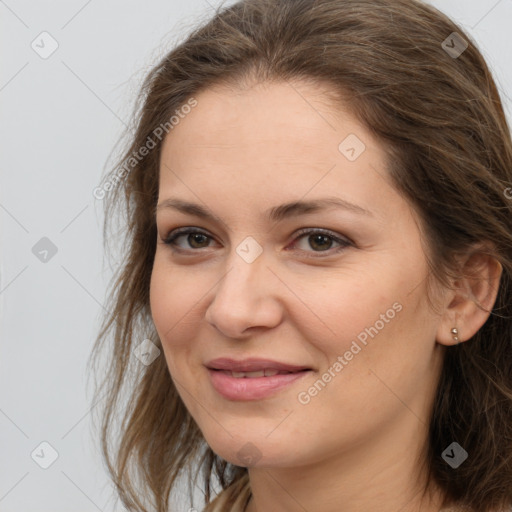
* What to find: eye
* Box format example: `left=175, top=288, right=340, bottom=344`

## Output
left=288, top=228, right=352, bottom=257
left=161, top=228, right=215, bottom=250
left=160, top=227, right=353, bottom=257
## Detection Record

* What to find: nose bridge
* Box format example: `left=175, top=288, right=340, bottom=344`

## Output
left=205, top=237, right=281, bottom=336
left=217, top=237, right=269, bottom=304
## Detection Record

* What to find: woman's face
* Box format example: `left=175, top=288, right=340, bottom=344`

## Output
left=150, top=80, right=446, bottom=469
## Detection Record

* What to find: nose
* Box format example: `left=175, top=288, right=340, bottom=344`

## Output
left=204, top=246, right=284, bottom=339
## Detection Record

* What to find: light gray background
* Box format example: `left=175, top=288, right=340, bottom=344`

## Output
left=1, top=0, right=511, bottom=511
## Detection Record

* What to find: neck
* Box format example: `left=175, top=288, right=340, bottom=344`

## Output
left=244, top=413, right=447, bottom=512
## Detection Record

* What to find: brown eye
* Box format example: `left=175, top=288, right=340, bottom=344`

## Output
left=186, top=233, right=210, bottom=248
left=307, top=233, right=334, bottom=251
left=163, top=228, right=214, bottom=250
left=291, top=228, right=352, bottom=256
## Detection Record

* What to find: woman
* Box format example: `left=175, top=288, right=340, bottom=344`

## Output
left=90, top=0, right=512, bottom=511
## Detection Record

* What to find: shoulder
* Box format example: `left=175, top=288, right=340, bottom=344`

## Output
left=202, top=473, right=251, bottom=512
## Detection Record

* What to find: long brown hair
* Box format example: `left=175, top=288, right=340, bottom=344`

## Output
left=89, top=1, right=512, bottom=511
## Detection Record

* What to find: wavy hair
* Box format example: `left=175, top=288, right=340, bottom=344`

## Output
left=89, top=1, right=512, bottom=511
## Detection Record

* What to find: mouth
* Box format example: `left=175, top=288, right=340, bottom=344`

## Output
left=204, top=358, right=314, bottom=401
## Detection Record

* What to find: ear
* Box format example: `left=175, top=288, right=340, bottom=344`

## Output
left=436, top=246, right=503, bottom=346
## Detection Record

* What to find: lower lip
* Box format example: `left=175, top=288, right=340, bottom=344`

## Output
left=207, top=368, right=312, bottom=401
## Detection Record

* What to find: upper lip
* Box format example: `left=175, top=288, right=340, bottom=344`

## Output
left=205, top=357, right=312, bottom=373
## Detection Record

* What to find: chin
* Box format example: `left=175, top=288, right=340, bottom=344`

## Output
left=205, top=432, right=297, bottom=468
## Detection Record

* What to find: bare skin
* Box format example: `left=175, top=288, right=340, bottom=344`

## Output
left=149, top=79, right=502, bottom=512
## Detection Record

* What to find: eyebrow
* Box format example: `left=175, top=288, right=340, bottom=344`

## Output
left=156, top=196, right=373, bottom=228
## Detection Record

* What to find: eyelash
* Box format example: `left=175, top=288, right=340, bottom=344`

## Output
left=161, top=227, right=353, bottom=258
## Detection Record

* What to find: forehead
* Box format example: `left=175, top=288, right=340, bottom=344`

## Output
left=157, top=80, right=396, bottom=225
left=160, top=80, right=371, bottom=169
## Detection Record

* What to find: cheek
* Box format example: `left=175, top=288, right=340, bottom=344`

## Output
left=293, top=267, right=427, bottom=409
left=149, top=260, right=191, bottom=347
left=149, top=259, right=172, bottom=333
left=310, top=284, right=435, bottom=416
left=149, top=257, right=209, bottom=375
left=288, top=269, right=400, bottom=353
left=150, top=255, right=193, bottom=320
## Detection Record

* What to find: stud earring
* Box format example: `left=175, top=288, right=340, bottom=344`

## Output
left=451, top=327, right=460, bottom=344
